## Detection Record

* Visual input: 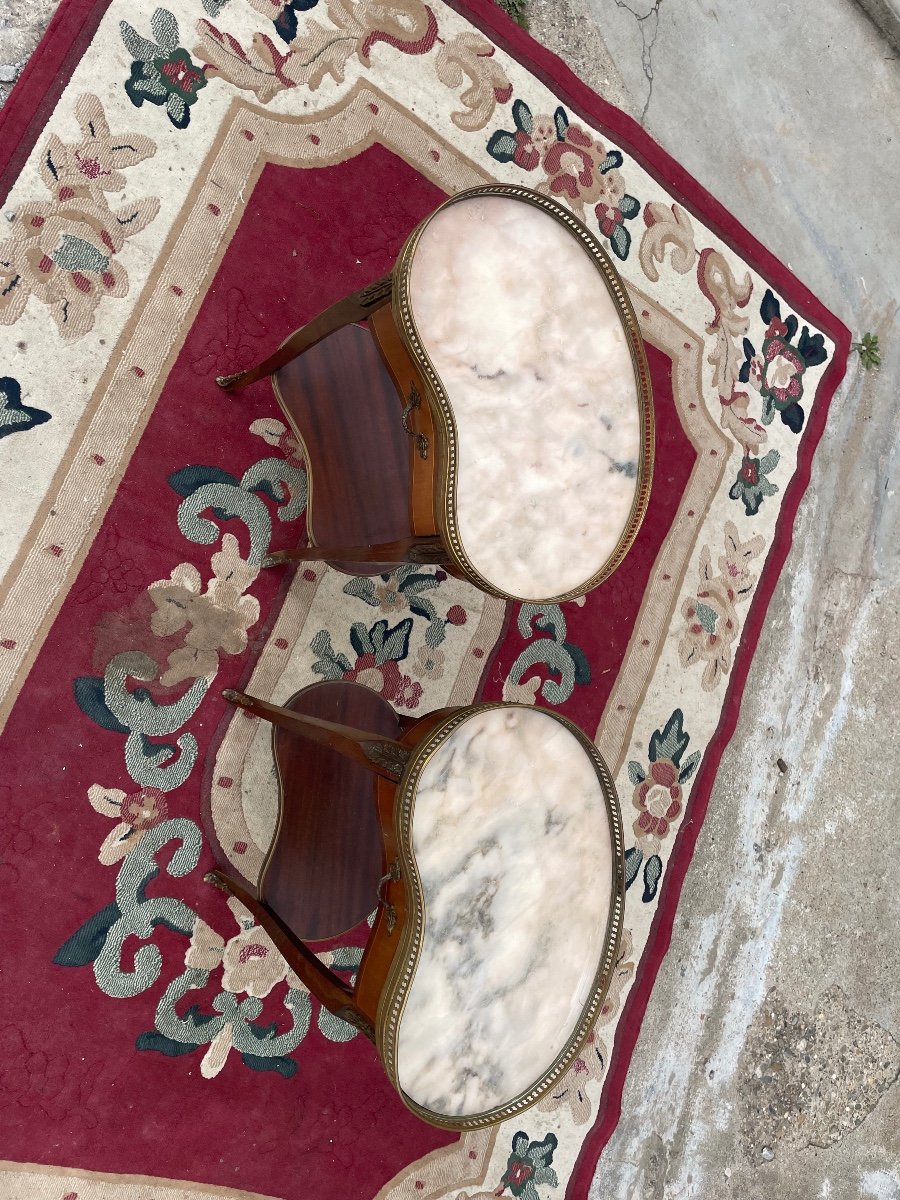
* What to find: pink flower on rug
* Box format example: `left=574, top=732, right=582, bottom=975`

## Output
left=120, top=788, right=168, bottom=830
left=679, top=523, right=765, bottom=691
left=41, top=93, right=157, bottom=198
left=184, top=917, right=226, bottom=972
left=541, top=124, right=608, bottom=210
left=395, top=674, right=423, bottom=709
left=88, top=784, right=169, bottom=864
left=678, top=578, right=739, bottom=695
left=221, top=925, right=289, bottom=998
left=487, top=101, right=560, bottom=171
left=594, top=167, right=627, bottom=234
left=373, top=577, right=409, bottom=613
left=413, top=644, right=445, bottom=680
left=720, top=391, right=767, bottom=452
left=0, top=94, right=159, bottom=340
left=0, top=203, right=134, bottom=337
left=510, top=111, right=558, bottom=169
left=537, top=1027, right=606, bottom=1125
left=529, top=113, right=560, bottom=155
left=512, top=127, right=540, bottom=169
left=346, top=654, right=403, bottom=701
left=147, top=534, right=260, bottom=686
left=249, top=416, right=305, bottom=468
left=632, top=760, right=682, bottom=840
left=763, top=341, right=805, bottom=402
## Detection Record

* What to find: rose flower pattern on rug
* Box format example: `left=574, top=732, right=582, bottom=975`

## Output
left=0, top=94, right=159, bottom=339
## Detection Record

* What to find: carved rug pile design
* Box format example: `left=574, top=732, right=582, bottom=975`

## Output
left=0, top=1, right=848, bottom=1198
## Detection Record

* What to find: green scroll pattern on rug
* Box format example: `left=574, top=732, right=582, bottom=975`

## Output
left=55, top=418, right=492, bottom=1077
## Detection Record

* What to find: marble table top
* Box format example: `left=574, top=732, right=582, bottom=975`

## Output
left=392, top=705, right=618, bottom=1123
left=407, top=193, right=645, bottom=601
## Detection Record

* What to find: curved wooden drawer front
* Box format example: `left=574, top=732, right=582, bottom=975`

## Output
left=272, top=323, right=414, bottom=576
left=377, top=704, right=625, bottom=1129
left=394, top=187, right=654, bottom=604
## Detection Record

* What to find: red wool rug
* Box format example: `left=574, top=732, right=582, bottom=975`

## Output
left=0, top=1, right=849, bottom=1198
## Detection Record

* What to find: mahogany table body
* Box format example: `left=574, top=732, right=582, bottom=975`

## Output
left=218, top=186, right=654, bottom=604
left=207, top=681, right=624, bottom=1129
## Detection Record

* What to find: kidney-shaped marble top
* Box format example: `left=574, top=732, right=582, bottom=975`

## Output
left=407, top=193, right=644, bottom=601
left=393, top=706, right=616, bottom=1121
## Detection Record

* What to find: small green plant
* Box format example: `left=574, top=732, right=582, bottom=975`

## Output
left=496, top=0, right=529, bottom=28
left=852, top=332, right=882, bottom=370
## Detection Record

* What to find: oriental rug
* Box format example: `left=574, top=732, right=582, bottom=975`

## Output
left=0, top=1, right=849, bottom=1197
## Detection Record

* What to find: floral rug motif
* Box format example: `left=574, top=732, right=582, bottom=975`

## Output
left=0, top=1, right=849, bottom=1198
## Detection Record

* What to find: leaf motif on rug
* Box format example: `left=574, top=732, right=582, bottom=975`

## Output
left=536, top=931, right=635, bottom=1127
left=502, top=600, right=591, bottom=706
left=121, top=8, right=209, bottom=129
left=53, top=420, right=389, bottom=1075
left=435, top=31, right=512, bottom=131
left=0, top=375, right=50, bottom=439
left=679, top=522, right=765, bottom=691
left=698, top=245, right=754, bottom=400
left=195, top=0, right=438, bottom=103
left=0, top=95, right=159, bottom=340
left=486, top=97, right=641, bottom=258
left=638, top=201, right=697, bottom=282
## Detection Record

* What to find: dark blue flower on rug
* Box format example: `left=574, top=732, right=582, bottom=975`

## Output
left=343, top=565, right=455, bottom=650
left=486, top=98, right=640, bottom=258
left=270, top=0, right=320, bottom=44
left=625, top=709, right=701, bottom=903
left=310, top=617, right=427, bottom=710
left=739, top=288, right=828, bottom=434
left=121, top=8, right=208, bottom=129
left=486, top=98, right=565, bottom=170
left=498, top=1131, right=558, bottom=1200
left=594, top=184, right=640, bottom=261
left=729, top=448, right=780, bottom=516
left=0, top=376, right=51, bottom=440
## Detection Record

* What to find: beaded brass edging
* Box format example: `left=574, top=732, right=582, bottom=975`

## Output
left=392, top=184, right=655, bottom=605
left=375, top=702, right=626, bottom=1131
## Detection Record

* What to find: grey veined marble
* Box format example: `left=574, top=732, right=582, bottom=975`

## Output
left=409, top=194, right=642, bottom=601
left=396, top=706, right=615, bottom=1118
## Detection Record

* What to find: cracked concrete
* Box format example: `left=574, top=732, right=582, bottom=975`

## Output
left=524, top=0, right=631, bottom=111
left=611, top=0, right=661, bottom=124
left=0, top=0, right=55, bottom=108
left=524, top=0, right=900, bottom=1196
left=740, top=987, right=900, bottom=1157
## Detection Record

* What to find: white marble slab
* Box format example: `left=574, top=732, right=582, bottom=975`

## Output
left=408, top=194, right=642, bottom=600
left=396, top=706, right=614, bottom=1119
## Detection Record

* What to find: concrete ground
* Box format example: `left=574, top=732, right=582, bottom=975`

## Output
left=527, top=2, right=900, bottom=1198
left=3, top=2, right=899, bottom=1198
left=0, top=1, right=42, bottom=105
